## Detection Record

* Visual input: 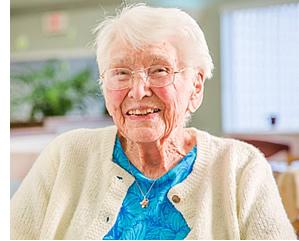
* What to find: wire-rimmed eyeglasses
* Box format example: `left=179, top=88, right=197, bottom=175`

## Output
left=100, top=65, right=188, bottom=90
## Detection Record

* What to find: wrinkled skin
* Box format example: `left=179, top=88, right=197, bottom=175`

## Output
left=102, top=41, right=204, bottom=178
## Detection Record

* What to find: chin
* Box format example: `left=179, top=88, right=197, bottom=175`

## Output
left=125, top=127, right=164, bottom=143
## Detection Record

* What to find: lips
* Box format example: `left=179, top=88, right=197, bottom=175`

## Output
left=126, top=107, right=161, bottom=116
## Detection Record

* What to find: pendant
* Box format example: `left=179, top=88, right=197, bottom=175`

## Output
left=140, top=198, right=149, bottom=208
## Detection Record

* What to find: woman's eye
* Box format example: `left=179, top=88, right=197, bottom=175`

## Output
left=154, top=68, right=167, bottom=73
left=116, top=70, right=130, bottom=76
left=149, top=66, right=169, bottom=76
left=109, top=69, right=130, bottom=79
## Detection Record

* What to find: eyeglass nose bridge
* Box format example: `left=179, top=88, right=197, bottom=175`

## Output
left=130, top=68, right=149, bottom=85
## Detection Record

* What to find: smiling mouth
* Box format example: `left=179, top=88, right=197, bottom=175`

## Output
left=126, top=108, right=161, bottom=116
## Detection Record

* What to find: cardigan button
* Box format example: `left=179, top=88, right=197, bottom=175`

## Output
left=172, top=195, right=181, bottom=203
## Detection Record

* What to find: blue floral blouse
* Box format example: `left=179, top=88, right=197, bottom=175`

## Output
left=103, top=136, right=197, bottom=240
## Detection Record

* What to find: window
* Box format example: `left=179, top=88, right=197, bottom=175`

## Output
left=221, top=3, right=299, bottom=134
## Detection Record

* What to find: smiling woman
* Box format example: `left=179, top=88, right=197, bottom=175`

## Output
left=10, top=3, right=296, bottom=240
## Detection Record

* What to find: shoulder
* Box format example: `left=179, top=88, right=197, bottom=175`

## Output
left=41, top=125, right=118, bottom=161
left=32, top=125, right=118, bottom=178
left=190, top=128, right=268, bottom=174
left=192, top=128, right=264, bottom=158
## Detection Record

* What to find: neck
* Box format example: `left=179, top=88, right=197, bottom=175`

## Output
left=119, top=128, right=195, bottom=179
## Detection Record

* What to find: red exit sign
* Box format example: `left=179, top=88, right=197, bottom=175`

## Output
left=42, top=11, right=68, bottom=35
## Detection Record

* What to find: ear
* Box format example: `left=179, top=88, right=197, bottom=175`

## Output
left=187, top=71, right=205, bottom=113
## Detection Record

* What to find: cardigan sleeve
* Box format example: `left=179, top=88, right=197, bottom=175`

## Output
left=237, top=152, right=297, bottom=240
left=10, top=137, right=60, bottom=240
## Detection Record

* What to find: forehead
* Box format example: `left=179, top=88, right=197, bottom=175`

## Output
left=108, top=42, right=178, bottom=67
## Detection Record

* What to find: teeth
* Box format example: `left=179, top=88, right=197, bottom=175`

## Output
left=127, top=108, right=160, bottom=116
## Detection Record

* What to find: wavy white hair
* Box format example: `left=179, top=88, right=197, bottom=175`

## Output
left=94, top=4, right=213, bottom=126
left=94, top=3, right=214, bottom=80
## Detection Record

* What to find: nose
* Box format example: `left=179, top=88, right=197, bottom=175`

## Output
left=127, top=73, right=152, bottom=100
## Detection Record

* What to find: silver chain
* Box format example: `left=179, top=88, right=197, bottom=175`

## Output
left=126, top=159, right=157, bottom=200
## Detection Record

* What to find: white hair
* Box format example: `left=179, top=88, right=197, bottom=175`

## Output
left=94, top=3, right=214, bottom=79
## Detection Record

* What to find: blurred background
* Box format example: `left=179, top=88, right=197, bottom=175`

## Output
left=10, top=0, right=299, bottom=233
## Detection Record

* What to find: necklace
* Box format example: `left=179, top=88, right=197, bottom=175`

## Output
left=126, top=159, right=157, bottom=208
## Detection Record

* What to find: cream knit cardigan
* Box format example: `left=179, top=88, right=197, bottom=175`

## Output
left=11, top=126, right=296, bottom=239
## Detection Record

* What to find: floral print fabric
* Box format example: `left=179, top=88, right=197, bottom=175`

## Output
left=103, top=136, right=197, bottom=240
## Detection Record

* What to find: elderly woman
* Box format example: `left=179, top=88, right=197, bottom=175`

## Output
left=11, top=4, right=295, bottom=240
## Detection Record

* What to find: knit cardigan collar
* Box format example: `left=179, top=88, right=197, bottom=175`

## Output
left=84, top=126, right=214, bottom=239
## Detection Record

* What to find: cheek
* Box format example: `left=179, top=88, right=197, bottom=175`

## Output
left=154, top=88, right=186, bottom=135
left=156, top=87, right=189, bottom=114
left=104, top=89, right=127, bottom=115
left=154, top=88, right=172, bottom=103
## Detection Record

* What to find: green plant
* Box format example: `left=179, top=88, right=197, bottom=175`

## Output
left=11, top=59, right=100, bottom=122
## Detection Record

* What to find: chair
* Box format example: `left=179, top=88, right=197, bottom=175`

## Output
left=237, top=139, right=296, bottom=165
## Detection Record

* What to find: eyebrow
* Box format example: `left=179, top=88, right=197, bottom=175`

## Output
left=149, top=55, right=173, bottom=65
left=109, top=57, right=132, bottom=67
